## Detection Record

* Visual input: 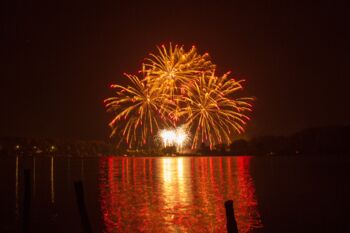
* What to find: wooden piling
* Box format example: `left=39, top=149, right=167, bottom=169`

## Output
left=224, top=200, right=238, bottom=233
left=74, top=181, right=92, bottom=233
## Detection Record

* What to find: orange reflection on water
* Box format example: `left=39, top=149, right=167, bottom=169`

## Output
left=99, top=156, right=262, bottom=233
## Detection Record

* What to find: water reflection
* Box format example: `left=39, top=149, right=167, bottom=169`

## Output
left=51, top=156, right=55, bottom=204
left=99, top=156, right=262, bottom=233
left=33, top=157, right=36, bottom=197
left=15, top=156, right=19, bottom=219
left=160, top=157, right=192, bottom=232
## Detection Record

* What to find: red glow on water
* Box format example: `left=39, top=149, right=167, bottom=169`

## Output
left=99, top=156, right=262, bottom=232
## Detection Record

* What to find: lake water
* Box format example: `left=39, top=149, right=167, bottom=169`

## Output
left=0, top=155, right=349, bottom=233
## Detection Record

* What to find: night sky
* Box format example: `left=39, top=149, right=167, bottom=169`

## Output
left=1, top=0, right=349, bottom=141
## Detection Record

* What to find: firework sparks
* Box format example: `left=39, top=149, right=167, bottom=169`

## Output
left=143, top=43, right=215, bottom=97
left=105, top=43, right=253, bottom=150
left=104, top=73, right=172, bottom=147
left=159, top=129, right=176, bottom=148
left=177, top=72, right=253, bottom=149
left=159, top=126, right=189, bottom=150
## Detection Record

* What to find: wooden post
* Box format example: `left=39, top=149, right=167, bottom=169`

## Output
left=74, top=181, right=92, bottom=233
left=23, top=169, right=31, bottom=233
left=224, top=200, right=238, bottom=233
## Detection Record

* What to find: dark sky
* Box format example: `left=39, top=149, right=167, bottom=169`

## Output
left=1, top=0, right=349, bottom=140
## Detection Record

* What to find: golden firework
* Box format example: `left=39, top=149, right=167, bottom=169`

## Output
left=104, top=73, right=172, bottom=147
left=142, top=43, right=215, bottom=97
left=177, top=72, right=253, bottom=149
left=105, top=44, right=253, bottom=149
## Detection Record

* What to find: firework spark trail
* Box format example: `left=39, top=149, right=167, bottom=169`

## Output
left=105, top=44, right=253, bottom=149
left=104, top=73, right=173, bottom=147
left=143, top=43, right=215, bottom=98
left=177, top=72, right=253, bottom=149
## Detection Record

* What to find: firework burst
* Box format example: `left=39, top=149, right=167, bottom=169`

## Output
left=158, top=126, right=190, bottom=150
left=177, top=72, right=253, bottom=149
left=105, top=43, right=253, bottom=149
left=142, top=43, right=215, bottom=97
left=104, top=73, right=172, bottom=147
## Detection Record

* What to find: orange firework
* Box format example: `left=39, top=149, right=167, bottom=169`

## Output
left=177, top=72, right=253, bottom=149
left=142, top=43, right=215, bottom=97
left=104, top=73, right=172, bottom=147
left=105, top=44, right=253, bottom=149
